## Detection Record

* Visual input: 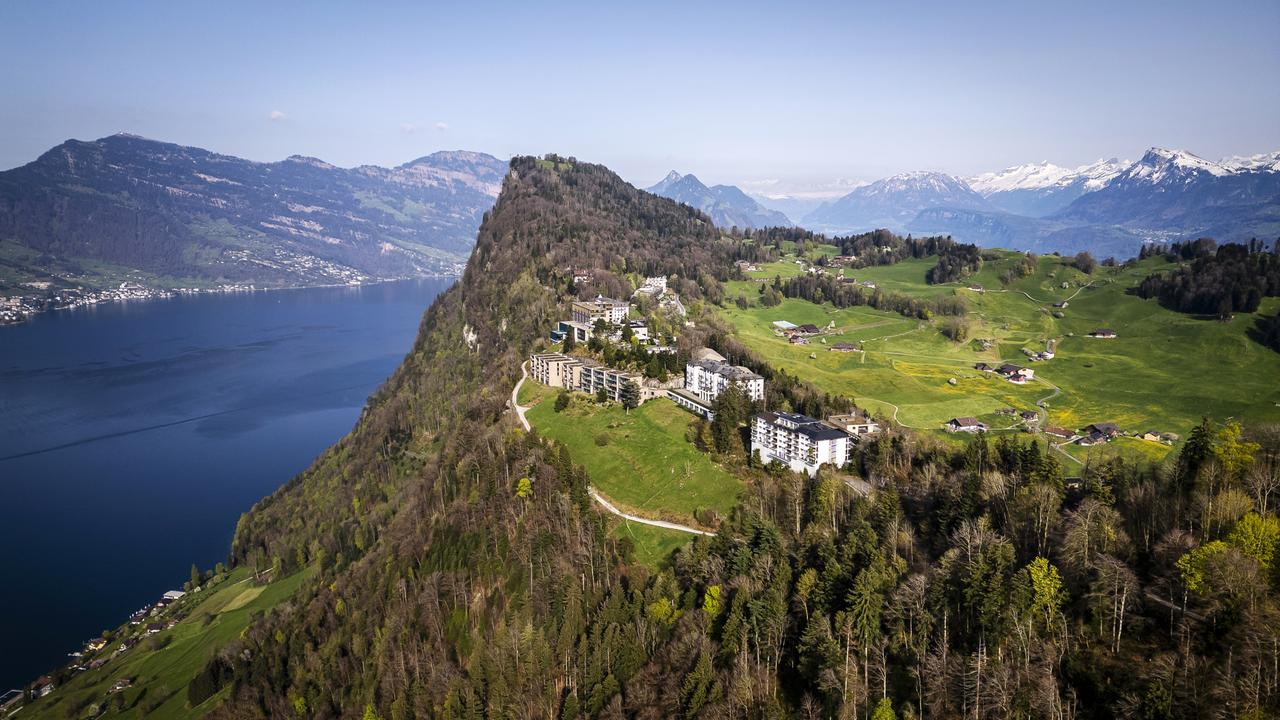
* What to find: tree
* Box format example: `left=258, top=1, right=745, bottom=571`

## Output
left=595, top=387, right=608, bottom=404
left=190, top=563, right=200, bottom=588
left=562, top=330, right=576, bottom=352
left=554, top=390, right=571, bottom=412
left=1073, top=251, right=1097, bottom=274
left=619, top=380, right=640, bottom=412
left=870, top=697, right=896, bottom=720
left=515, top=477, right=533, bottom=499
left=1026, top=557, right=1066, bottom=634
left=1214, top=419, right=1260, bottom=481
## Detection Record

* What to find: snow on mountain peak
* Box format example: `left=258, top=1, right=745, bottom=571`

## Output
left=1221, top=150, right=1280, bottom=173
left=1124, top=147, right=1230, bottom=184
left=968, top=158, right=1129, bottom=195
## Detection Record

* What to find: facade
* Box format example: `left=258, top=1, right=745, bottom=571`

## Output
left=685, top=354, right=765, bottom=403
left=751, top=412, right=852, bottom=476
left=528, top=352, right=646, bottom=404
left=553, top=320, right=594, bottom=344
left=633, top=276, right=667, bottom=298
left=571, top=295, right=629, bottom=325
left=668, top=388, right=716, bottom=420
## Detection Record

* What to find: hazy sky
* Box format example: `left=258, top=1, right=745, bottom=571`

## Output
left=2, top=0, right=1277, bottom=191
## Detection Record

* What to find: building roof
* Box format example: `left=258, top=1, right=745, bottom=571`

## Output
left=1044, top=426, right=1073, bottom=437
left=690, top=346, right=726, bottom=363
left=949, top=417, right=985, bottom=427
left=755, top=411, right=849, bottom=441
left=690, top=358, right=761, bottom=382
left=771, top=320, right=797, bottom=330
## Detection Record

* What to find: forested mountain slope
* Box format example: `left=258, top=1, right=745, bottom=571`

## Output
left=28, top=156, right=1278, bottom=720
left=0, top=135, right=505, bottom=289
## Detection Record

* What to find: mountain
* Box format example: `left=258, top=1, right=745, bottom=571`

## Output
left=802, top=171, right=994, bottom=235
left=646, top=171, right=791, bottom=228
left=967, top=158, right=1129, bottom=217
left=0, top=134, right=506, bottom=292
left=1052, top=147, right=1280, bottom=240
left=748, top=193, right=834, bottom=223
left=906, top=206, right=1150, bottom=258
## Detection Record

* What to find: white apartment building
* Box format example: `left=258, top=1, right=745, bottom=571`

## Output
left=571, top=295, right=629, bottom=326
left=684, top=348, right=764, bottom=404
left=751, top=411, right=852, bottom=477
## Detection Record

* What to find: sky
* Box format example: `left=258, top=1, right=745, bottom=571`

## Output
left=1, top=0, right=1278, bottom=193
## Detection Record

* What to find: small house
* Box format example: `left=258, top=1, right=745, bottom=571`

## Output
left=830, top=343, right=860, bottom=352
left=1044, top=426, right=1074, bottom=439
left=1080, top=422, right=1120, bottom=439
left=1020, top=410, right=1038, bottom=421
left=827, top=412, right=881, bottom=435
left=109, top=678, right=133, bottom=694
left=797, top=323, right=821, bottom=335
left=945, top=417, right=987, bottom=433
left=1089, top=328, right=1117, bottom=339
left=789, top=335, right=809, bottom=345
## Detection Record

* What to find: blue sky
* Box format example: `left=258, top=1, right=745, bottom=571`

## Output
left=1, top=0, right=1277, bottom=191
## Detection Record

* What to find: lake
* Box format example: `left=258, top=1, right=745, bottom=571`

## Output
left=0, top=278, right=452, bottom=690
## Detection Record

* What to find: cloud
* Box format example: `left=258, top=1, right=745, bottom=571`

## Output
left=268, top=110, right=287, bottom=122
left=434, top=122, right=449, bottom=132
left=400, top=123, right=419, bottom=134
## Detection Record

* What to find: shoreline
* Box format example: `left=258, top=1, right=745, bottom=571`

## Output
left=0, top=274, right=460, bottom=328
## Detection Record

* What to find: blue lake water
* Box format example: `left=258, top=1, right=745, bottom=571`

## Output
left=0, top=278, right=452, bottom=690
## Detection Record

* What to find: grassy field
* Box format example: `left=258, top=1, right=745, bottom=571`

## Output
left=524, top=388, right=743, bottom=528
left=21, top=565, right=315, bottom=720
left=722, top=250, right=1280, bottom=461
left=610, top=522, right=692, bottom=569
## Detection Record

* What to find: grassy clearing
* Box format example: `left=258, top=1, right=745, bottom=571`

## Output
left=22, top=565, right=316, bottom=720
left=719, top=251, right=1280, bottom=460
left=610, top=521, right=691, bottom=569
left=525, top=390, right=742, bottom=527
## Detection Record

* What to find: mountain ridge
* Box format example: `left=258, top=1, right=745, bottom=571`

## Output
left=646, top=170, right=792, bottom=228
left=0, top=134, right=506, bottom=295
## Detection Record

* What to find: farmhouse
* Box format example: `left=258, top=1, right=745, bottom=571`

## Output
left=1054, top=301, right=1069, bottom=308
left=1044, top=426, right=1074, bottom=439
left=797, top=323, right=821, bottom=335
left=945, top=417, right=988, bottom=433
left=1089, top=328, right=1117, bottom=339
left=827, top=412, right=881, bottom=436
left=997, top=364, right=1034, bottom=383
left=1080, top=422, right=1120, bottom=439
left=736, top=260, right=760, bottom=273
left=571, top=295, right=629, bottom=326
left=789, top=335, right=809, bottom=345
left=830, top=343, right=861, bottom=352
left=751, top=411, right=852, bottom=477
left=1020, top=410, right=1039, bottom=421
left=685, top=350, right=765, bottom=403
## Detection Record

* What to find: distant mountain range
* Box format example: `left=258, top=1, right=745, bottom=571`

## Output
left=803, top=171, right=995, bottom=233
left=647, top=171, right=790, bottom=228
left=0, top=134, right=506, bottom=292
left=802, top=147, right=1280, bottom=257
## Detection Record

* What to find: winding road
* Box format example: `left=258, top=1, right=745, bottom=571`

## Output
left=509, top=360, right=714, bottom=537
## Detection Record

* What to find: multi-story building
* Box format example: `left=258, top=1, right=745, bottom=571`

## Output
left=751, top=411, right=852, bottom=476
left=528, top=352, right=646, bottom=404
left=571, top=295, right=629, bottom=326
left=685, top=347, right=764, bottom=403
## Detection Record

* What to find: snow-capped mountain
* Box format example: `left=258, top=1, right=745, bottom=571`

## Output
left=1222, top=151, right=1280, bottom=173
left=801, top=171, right=993, bottom=234
left=967, top=158, right=1129, bottom=217
left=646, top=171, right=791, bottom=228
left=1054, top=147, right=1280, bottom=234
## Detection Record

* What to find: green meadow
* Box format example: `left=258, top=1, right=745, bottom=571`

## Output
left=722, top=249, right=1280, bottom=461
left=21, top=565, right=316, bottom=720
left=525, top=390, right=742, bottom=528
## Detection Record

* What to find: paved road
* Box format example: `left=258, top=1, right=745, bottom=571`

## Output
left=509, top=361, right=712, bottom=537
